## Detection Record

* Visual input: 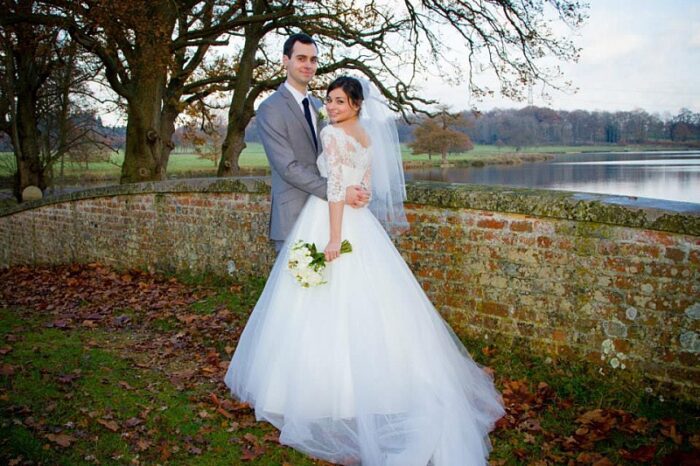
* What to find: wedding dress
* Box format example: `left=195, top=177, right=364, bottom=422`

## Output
left=225, top=124, right=504, bottom=465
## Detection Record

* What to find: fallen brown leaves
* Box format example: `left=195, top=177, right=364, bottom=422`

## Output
left=493, top=377, right=700, bottom=464
left=46, top=432, right=77, bottom=447
left=2, top=263, right=699, bottom=465
left=207, top=392, right=252, bottom=419
left=1, top=263, right=204, bottom=331
left=96, top=418, right=120, bottom=432
left=0, top=362, right=15, bottom=376
left=0, top=263, right=245, bottom=392
left=0, top=263, right=257, bottom=462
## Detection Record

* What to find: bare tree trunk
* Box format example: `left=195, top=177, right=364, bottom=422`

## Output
left=55, top=47, right=73, bottom=174
left=219, top=123, right=247, bottom=175
left=217, top=21, right=262, bottom=177
left=6, top=12, right=48, bottom=200
left=156, top=103, right=179, bottom=177
left=120, top=71, right=168, bottom=183
left=13, top=86, right=45, bottom=200
left=119, top=1, right=175, bottom=184
left=58, top=152, right=65, bottom=189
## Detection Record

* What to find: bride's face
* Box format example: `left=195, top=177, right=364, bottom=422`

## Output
left=325, top=88, right=360, bottom=124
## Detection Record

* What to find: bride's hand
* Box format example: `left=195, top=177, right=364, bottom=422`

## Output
left=345, top=185, right=370, bottom=208
left=324, top=239, right=341, bottom=262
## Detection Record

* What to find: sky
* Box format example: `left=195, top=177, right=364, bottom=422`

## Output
left=423, top=0, right=700, bottom=116
left=95, top=0, right=699, bottom=126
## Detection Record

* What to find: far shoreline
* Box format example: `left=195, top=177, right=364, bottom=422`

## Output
left=0, top=144, right=698, bottom=199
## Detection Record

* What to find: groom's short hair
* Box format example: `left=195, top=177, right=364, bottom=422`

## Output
left=283, top=33, right=317, bottom=58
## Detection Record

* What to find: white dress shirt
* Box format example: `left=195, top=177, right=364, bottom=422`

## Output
left=284, top=81, right=318, bottom=133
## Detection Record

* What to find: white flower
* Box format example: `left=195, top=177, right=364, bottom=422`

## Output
left=645, top=387, right=654, bottom=394
left=288, top=251, right=304, bottom=268
left=318, top=106, right=328, bottom=122
left=609, top=357, right=620, bottom=369
left=287, top=239, right=352, bottom=288
left=307, top=272, right=324, bottom=287
left=288, top=241, right=315, bottom=271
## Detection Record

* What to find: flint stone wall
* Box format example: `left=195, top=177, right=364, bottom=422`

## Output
left=1, top=178, right=698, bottom=401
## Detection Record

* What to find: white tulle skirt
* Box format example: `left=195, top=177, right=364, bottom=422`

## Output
left=224, top=196, right=504, bottom=465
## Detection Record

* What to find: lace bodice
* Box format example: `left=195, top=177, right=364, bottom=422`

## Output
left=317, top=125, right=371, bottom=203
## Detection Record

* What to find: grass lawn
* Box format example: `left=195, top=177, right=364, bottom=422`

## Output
left=0, top=145, right=271, bottom=180
left=1, top=264, right=698, bottom=465
left=0, top=142, right=663, bottom=181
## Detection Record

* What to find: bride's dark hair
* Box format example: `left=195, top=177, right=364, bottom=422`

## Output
left=327, top=76, right=364, bottom=110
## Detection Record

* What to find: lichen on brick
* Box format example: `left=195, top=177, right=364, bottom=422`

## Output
left=405, top=181, right=699, bottom=236
left=679, top=331, right=700, bottom=353
left=602, top=319, right=628, bottom=338
left=685, top=303, right=700, bottom=320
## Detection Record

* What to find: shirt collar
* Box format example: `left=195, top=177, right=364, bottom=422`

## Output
left=284, top=81, right=309, bottom=106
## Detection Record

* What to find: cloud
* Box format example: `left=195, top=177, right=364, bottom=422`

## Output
left=580, top=33, right=645, bottom=65
left=420, top=0, right=700, bottom=114
left=689, top=29, right=700, bottom=48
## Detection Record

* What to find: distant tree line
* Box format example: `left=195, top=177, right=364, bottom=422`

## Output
left=245, top=106, right=700, bottom=148
left=462, top=106, right=700, bottom=149
left=7, top=105, right=697, bottom=156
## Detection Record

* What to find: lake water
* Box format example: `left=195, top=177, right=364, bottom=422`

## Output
left=405, top=150, right=700, bottom=209
left=3, top=151, right=699, bottom=212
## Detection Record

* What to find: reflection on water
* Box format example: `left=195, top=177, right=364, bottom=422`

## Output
left=405, top=150, right=700, bottom=206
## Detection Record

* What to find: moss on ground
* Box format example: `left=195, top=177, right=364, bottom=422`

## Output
left=1, top=267, right=698, bottom=465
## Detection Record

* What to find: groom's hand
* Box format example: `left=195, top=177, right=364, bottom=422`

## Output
left=345, top=185, right=370, bottom=208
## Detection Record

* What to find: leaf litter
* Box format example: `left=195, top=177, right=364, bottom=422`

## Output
left=1, top=263, right=698, bottom=465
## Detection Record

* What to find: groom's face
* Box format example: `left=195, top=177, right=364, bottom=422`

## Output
left=283, top=41, right=318, bottom=89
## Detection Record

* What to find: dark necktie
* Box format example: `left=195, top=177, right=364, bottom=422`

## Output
left=302, top=97, right=318, bottom=151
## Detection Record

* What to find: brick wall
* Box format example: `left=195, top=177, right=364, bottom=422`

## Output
left=1, top=178, right=699, bottom=401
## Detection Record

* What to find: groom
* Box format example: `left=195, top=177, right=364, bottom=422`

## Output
left=256, top=33, right=369, bottom=253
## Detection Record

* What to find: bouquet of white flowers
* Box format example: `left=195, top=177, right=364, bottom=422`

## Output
left=287, top=239, right=352, bottom=287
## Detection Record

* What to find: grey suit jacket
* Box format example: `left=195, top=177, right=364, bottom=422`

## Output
left=256, top=84, right=327, bottom=241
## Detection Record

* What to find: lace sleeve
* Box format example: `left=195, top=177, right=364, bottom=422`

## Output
left=361, top=137, right=372, bottom=191
left=361, top=164, right=371, bottom=193
left=321, top=128, right=345, bottom=203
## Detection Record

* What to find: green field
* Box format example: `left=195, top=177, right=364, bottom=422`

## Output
left=0, top=144, right=271, bottom=179
left=0, top=142, right=675, bottom=180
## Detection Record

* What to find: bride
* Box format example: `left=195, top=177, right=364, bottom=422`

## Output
left=225, top=76, right=504, bottom=465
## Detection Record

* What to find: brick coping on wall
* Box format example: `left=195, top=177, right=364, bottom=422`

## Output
left=2, top=177, right=698, bottom=235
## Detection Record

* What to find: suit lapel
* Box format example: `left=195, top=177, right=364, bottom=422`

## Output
left=279, top=85, right=317, bottom=153
left=310, top=96, right=324, bottom=154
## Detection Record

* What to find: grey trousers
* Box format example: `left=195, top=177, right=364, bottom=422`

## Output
left=274, top=240, right=285, bottom=253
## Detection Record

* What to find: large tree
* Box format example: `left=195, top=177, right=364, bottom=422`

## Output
left=2, top=0, right=292, bottom=183
left=409, top=107, right=473, bottom=163
left=213, top=0, right=587, bottom=174
left=0, top=0, right=105, bottom=200
left=2, top=0, right=587, bottom=182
